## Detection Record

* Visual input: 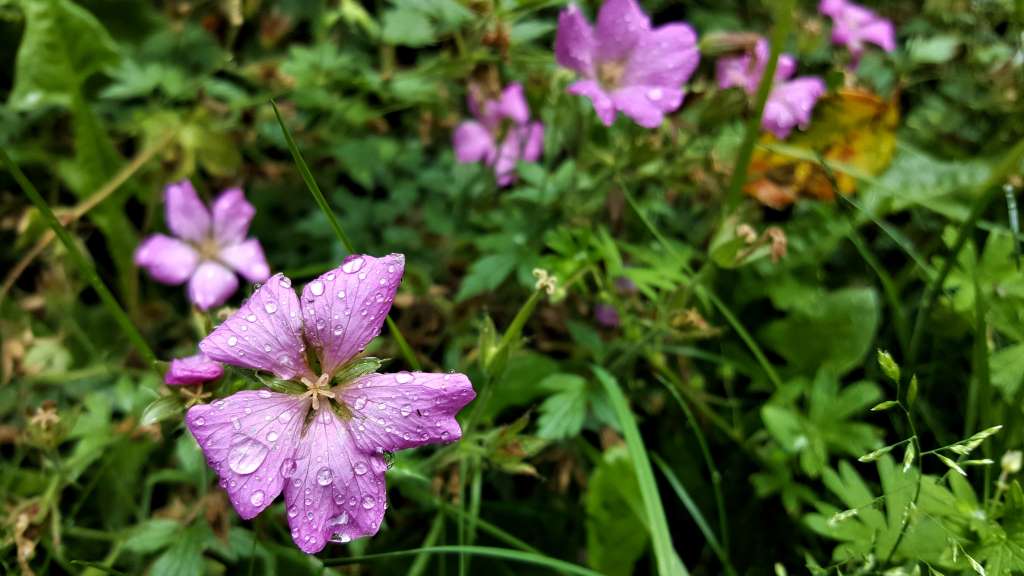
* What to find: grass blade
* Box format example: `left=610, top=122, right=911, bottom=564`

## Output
left=594, top=366, right=688, bottom=576
left=0, top=148, right=157, bottom=368
left=270, top=100, right=422, bottom=370
left=321, top=545, right=604, bottom=575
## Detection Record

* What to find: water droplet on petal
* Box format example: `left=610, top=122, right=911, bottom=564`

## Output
left=227, top=336, right=238, bottom=347
left=288, top=505, right=298, bottom=518
left=337, top=532, right=351, bottom=543
left=231, top=417, right=241, bottom=431
left=195, top=417, right=206, bottom=426
left=647, top=87, right=664, bottom=101
left=353, top=461, right=368, bottom=475
left=362, top=495, right=376, bottom=509
left=310, top=281, right=324, bottom=296
left=250, top=490, right=265, bottom=507
left=258, top=390, right=272, bottom=399
left=280, top=458, right=298, bottom=478
left=316, top=467, right=333, bottom=486
left=337, top=290, right=346, bottom=300
left=394, top=372, right=414, bottom=384
left=278, top=410, right=294, bottom=423
left=267, top=431, right=279, bottom=442
left=354, top=397, right=367, bottom=410
left=279, top=277, right=292, bottom=288
left=342, top=257, right=364, bottom=274
left=227, top=435, right=269, bottom=475
left=400, top=405, right=412, bottom=417
left=246, top=314, right=257, bottom=322
left=264, top=302, right=278, bottom=314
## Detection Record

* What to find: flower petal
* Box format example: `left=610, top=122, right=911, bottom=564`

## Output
left=453, top=121, right=496, bottom=165
left=300, top=254, right=405, bottom=375
left=283, top=407, right=388, bottom=554
left=860, top=18, right=896, bottom=52
left=498, top=83, right=530, bottom=125
left=220, top=239, right=271, bottom=283
left=164, top=180, right=211, bottom=243
left=134, top=234, right=199, bottom=285
left=818, top=0, right=848, bottom=17
left=185, top=390, right=309, bottom=520
left=341, top=371, right=475, bottom=454
left=594, top=0, right=650, bottom=63
left=199, top=273, right=314, bottom=380
left=493, top=129, right=523, bottom=188
left=622, top=23, right=700, bottom=89
left=211, top=187, right=256, bottom=246
left=521, top=122, right=545, bottom=164
left=716, top=39, right=797, bottom=94
left=555, top=3, right=595, bottom=75
left=188, top=261, right=239, bottom=310
left=762, top=77, right=826, bottom=139
left=567, top=79, right=617, bottom=126
left=611, top=86, right=685, bottom=128
left=165, top=353, right=223, bottom=386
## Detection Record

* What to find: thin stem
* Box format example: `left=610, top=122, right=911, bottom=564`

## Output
left=1, top=148, right=157, bottom=368
left=270, top=100, right=421, bottom=370
left=883, top=404, right=922, bottom=565
left=407, top=512, right=445, bottom=576
left=724, top=0, right=796, bottom=211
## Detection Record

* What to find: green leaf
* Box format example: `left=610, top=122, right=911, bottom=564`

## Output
left=123, top=519, right=181, bottom=554
left=455, top=253, right=518, bottom=302
left=870, top=400, right=900, bottom=412
left=381, top=8, right=436, bottom=47
left=594, top=367, right=687, bottom=576
left=585, top=446, right=649, bottom=576
left=140, top=395, right=184, bottom=427
left=8, top=0, right=119, bottom=110
left=909, top=35, right=960, bottom=64
left=322, top=545, right=602, bottom=575
left=536, top=374, right=587, bottom=440
left=149, top=522, right=205, bottom=576
left=762, top=287, right=880, bottom=376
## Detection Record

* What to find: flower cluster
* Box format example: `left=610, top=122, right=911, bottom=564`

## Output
left=716, top=38, right=826, bottom=139
left=135, top=180, right=270, bottom=310
left=454, top=83, right=544, bottom=187
left=819, top=0, right=896, bottom=65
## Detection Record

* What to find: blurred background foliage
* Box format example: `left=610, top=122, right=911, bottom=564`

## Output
left=2, top=0, right=1024, bottom=574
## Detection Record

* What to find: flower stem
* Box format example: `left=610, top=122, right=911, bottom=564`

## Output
left=270, top=99, right=422, bottom=370
left=0, top=148, right=157, bottom=369
left=723, top=0, right=796, bottom=211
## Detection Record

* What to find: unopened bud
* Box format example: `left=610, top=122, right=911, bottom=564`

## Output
left=1002, top=450, right=1022, bottom=474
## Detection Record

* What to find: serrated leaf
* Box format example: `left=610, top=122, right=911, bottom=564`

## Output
left=123, top=519, right=181, bottom=554
left=536, top=374, right=587, bottom=440
left=381, top=8, right=436, bottom=47
left=455, top=253, right=518, bottom=302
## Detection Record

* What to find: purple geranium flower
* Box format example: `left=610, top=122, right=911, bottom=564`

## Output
left=819, top=0, right=896, bottom=64
left=135, top=180, right=271, bottom=310
left=716, top=38, right=826, bottom=139
left=165, top=353, right=223, bottom=386
left=453, top=83, right=544, bottom=187
left=554, top=0, right=700, bottom=128
left=594, top=303, right=620, bottom=328
left=185, top=253, right=475, bottom=554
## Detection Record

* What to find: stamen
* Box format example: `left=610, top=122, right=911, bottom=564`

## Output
left=300, top=374, right=336, bottom=411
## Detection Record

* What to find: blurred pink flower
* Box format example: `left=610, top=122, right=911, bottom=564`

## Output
left=135, top=181, right=271, bottom=310
left=819, top=0, right=896, bottom=64
left=187, top=254, right=475, bottom=553
left=594, top=303, right=620, bottom=328
left=554, top=0, right=700, bottom=128
left=715, top=38, right=826, bottom=139
left=453, top=83, right=544, bottom=187
left=165, top=353, right=223, bottom=386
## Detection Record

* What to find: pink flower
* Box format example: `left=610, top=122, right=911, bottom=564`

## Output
left=715, top=38, right=826, bottom=139
left=594, top=303, right=620, bottom=328
left=185, top=254, right=475, bottom=554
left=135, top=181, right=271, bottom=310
left=165, top=353, right=223, bottom=386
left=453, top=83, right=544, bottom=187
left=819, top=0, right=896, bottom=64
left=554, top=0, right=700, bottom=128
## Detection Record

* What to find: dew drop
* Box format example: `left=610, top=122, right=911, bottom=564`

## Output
left=331, top=511, right=350, bottom=526
left=258, top=390, right=272, bottom=399
left=342, top=257, right=365, bottom=274
left=310, top=281, right=325, bottom=296
left=227, top=434, right=269, bottom=475
left=250, top=490, right=265, bottom=507
left=400, top=405, right=412, bottom=417
left=264, top=302, right=278, bottom=314
left=246, top=314, right=257, bottom=322
left=195, top=417, right=206, bottom=426
left=354, top=397, right=367, bottom=410
left=227, top=336, right=238, bottom=347
left=394, top=372, right=414, bottom=384
left=647, top=87, right=664, bottom=101
left=361, top=495, right=376, bottom=509
left=306, top=511, right=314, bottom=521
left=288, top=505, right=298, bottom=518
left=441, top=431, right=451, bottom=441
left=337, top=290, right=346, bottom=300
left=280, top=458, right=298, bottom=478
left=231, top=417, right=241, bottom=431
left=353, top=461, right=368, bottom=475
left=317, top=467, right=333, bottom=486
left=326, top=273, right=336, bottom=281
left=279, top=277, right=292, bottom=288
left=263, top=344, right=272, bottom=352
left=267, top=431, right=279, bottom=442
left=336, top=532, right=351, bottom=543
left=278, top=410, right=294, bottom=423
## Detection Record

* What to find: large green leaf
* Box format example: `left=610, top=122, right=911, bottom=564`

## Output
left=762, top=287, right=880, bottom=376
left=585, top=446, right=649, bottom=576
left=536, top=373, right=587, bottom=440
left=9, top=0, right=119, bottom=110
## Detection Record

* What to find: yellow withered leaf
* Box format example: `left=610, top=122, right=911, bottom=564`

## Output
left=745, top=88, right=899, bottom=209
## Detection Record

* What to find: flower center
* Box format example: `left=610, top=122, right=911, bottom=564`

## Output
left=598, top=61, right=627, bottom=90
left=299, top=373, right=336, bottom=411
left=196, top=236, right=222, bottom=261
